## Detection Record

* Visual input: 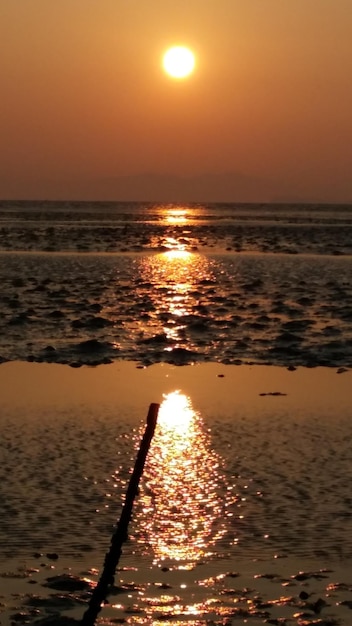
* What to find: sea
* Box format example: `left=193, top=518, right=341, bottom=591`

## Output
left=1, top=200, right=352, bottom=368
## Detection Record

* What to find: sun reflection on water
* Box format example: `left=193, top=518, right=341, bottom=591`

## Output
left=165, top=208, right=188, bottom=225
left=138, top=249, right=215, bottom=351
left=137, top=391, right=228, bottom=567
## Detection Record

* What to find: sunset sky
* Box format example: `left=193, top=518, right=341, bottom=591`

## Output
left=1, top=1, right=352, bottom=202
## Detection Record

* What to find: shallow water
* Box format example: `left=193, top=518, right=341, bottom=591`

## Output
left=1, top=362, right=351, bottom=562
left=0, top=362, right=352, bottom=625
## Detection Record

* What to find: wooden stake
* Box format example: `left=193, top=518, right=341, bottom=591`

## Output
left=81, top=402, right=159, bottom=626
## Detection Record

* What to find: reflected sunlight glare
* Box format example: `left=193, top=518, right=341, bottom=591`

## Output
left=165, top=208, right=188, bottom=224
left=137, top=250, right=216, bottom=351
left=158, top=390, right=194, bottom=432
left=137, top=391, right=229, bottom=566
left=163, top=248, right=191, bottom=259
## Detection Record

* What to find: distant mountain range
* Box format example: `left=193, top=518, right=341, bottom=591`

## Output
left=36, top=171, right=276, bottom=203
left=2, top=171, right=349, bottom=203
left=86, top=172, right=274, bottom=203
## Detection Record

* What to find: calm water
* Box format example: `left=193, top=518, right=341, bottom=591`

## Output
left=0, top=201, right=352, bottom=368
left=1, top=362, right=352, bottom=625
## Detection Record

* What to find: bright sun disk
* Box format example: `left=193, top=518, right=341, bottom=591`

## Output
left=163, top=46, right=195, bottom=79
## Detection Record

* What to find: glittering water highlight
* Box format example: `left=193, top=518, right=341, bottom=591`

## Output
left=136, top=391, right=231, bottom=566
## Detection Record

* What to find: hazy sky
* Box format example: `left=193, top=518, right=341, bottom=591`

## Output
left=1, top=1, right=352, bottom=202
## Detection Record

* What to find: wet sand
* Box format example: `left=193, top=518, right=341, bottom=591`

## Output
left=1, top=361, right=352, bottom=625
left=1, top=203, right=352, bottom=370
left=1, top=250, right=352, bottom=369
left=1, top=201, right=352, bottom=256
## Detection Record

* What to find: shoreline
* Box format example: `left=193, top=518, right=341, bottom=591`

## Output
left=1, top=359, right=352, bottom=411
left=2, top=248, right=352, bottom=257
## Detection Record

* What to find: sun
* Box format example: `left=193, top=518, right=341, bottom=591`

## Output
left=162, top=46, right=195, bottom=79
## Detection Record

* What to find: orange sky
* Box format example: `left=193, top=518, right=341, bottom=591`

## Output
left=1, top=1, right=352, bottom=202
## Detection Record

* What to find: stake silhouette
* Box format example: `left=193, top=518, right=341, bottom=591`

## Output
left=81, top=402, right=159, bottom=626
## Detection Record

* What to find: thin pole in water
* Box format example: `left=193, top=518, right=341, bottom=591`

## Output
left=81, top=402, right=159, bottom=626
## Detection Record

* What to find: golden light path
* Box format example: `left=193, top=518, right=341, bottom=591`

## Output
left=153, top=205, right=199, bottom=226
left=165, top=208, right=187, bottom=225
left=137, top=217, right=216, bottom=350
left=109, top=224, right=238, bottom=622
left=132, top=210, right=231, bottom=565
left=137, top=391, right=229, bottom=567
